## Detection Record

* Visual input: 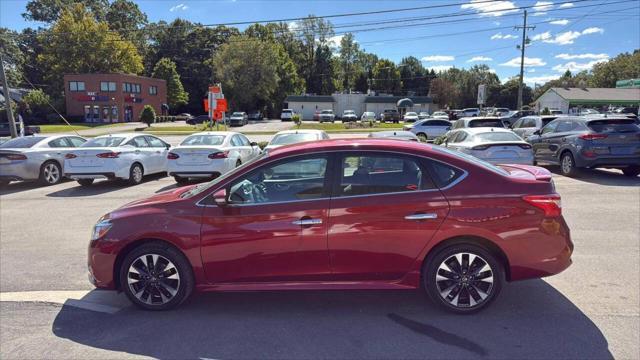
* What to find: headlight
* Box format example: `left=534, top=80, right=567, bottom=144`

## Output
left=91, top=218, right=112, bottom=241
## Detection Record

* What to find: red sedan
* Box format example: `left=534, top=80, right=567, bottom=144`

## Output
left=88, top=139, right=573, bottom=313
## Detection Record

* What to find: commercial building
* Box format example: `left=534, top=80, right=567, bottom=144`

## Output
left=534, top=87, right=640, bottom=114
left=63, top=73, right=167, bottom=123
left=284, top=93, right=436, bottom=120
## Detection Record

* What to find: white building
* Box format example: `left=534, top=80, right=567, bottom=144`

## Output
left=534, top=87, right=640, bottom=114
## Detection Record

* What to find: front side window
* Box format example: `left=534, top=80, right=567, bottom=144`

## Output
left=127, top=137, right=150, bottom=148
left=541, top=121, right=559, bottom=135
left=48, top=138, right=71, bottom=148
left=145, top=136, right=166, bottom=148
left=339, top=154, right=430, bottom=197
left=231, top=135, right=244, bottom=147
left=82, top=137, right=125, bottom=147
left=67, top=137, right=86, bottom=147
left=228, top=156, right=328, bottom=204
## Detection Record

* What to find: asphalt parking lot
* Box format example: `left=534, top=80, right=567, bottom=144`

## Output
left=0, top=136, right=638, bottom=359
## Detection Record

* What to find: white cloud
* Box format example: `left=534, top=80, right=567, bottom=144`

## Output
left=426, top=65, right=455, bottom=72
left=288, top=21, right=300, bottom=31
left=531, top=27, right=604, bottom=45
left=460, top=0, right=518, bottom=17
left=421, top=55, right=455, bottom=62
left=552, top=59, right=609, bottom=72
left=491, top=32, right=518, bottom=40
left=549, top=19, right=569, bottom=25
left=524, top=74, right=561, bottom=84
left=528, top=68, right=536, bottom=73
left=467, top=56, right=493, bottom=62
left=555, top=53, right=609, bottom=60
left=327, top=35, right=345, bottom=49
left=559, top=2, right=574, bottom=8
left=500, top=57, right=547, bottom=67
left=169, top=3, right=188, bottom=11
left=532, top=1, right=554, bottom=16
left=582, top=27, right=604, bottom=35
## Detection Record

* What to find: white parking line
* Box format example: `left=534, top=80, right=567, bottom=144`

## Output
left=0, top=290, right=129, bottom=314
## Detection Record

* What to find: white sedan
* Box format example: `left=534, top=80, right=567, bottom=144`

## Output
left=443, top=127, right=533, bottom=165
left=404, top=119, right=452, bottom=142
left=64, top=133, right=171, bottom=186
left=167, top=131, right=260, bottom=183
left=403, top=112, right=419, bottom=123
left=265, top=130, right=330, bottom=151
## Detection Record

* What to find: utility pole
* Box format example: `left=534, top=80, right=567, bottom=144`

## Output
left=0, top=54, right=18, bottom=138
left=515, top=10, right=535, bottom=110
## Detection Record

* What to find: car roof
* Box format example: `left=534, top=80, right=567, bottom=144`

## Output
left=370, top=130, right=416, bottom=137
left=459, top=117, right=501, bottom=123
left=267, top=138, right=440, bottom=158
left=459, top=127, right=513, bottom=134
left=189, top=131, right=238, bottom=136
left=273, top=129, right=327, bottom=135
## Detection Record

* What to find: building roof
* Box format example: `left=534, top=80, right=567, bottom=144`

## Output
left=285, top=95, right=334, bottom=103
left=364, top=96, right=432, bottom=104
left=544, top=87, right=640, bottom=103
left=63, top=73, right=166, bottom=83
left=0, top=86, right=30, bottom=105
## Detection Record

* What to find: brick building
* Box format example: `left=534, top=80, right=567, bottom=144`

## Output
left=63, top=73, right=167, bottom=123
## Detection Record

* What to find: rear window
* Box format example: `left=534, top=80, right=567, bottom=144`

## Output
left=0, top=136, right=45, bottom=148
left=181, top=135, right=225, bottom=146
left=469, top=119, right=504, bottom=128
left=475, top=132, right=521, bottom=142
left=270, top=133, right=318, bottom=145
left=424, top=120, right=450, bottom=126
left=282, top=110, right=292, bottom=114
left=587, top=119, right=639, bottom=133
left=82, top=137, right=125, bottom=147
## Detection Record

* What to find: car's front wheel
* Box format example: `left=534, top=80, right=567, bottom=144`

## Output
left=416, top=133, right=428, bottom=142
left=120, top=242, right=194, bottom=311
left=424, top=243, right=503, bottom=314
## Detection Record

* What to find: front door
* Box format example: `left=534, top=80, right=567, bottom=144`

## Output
left=200, top=155, right=332, bottom=283
left=327, top=152, right=449, bottom=281
left=533, top=120, right=559, bottom=162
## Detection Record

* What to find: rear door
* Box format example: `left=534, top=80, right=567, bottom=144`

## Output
left=548, top=120, right=582, bottom=161
left=326, top=152, right=449, bottom=281
left=534, top=121, right=559, bottom=161
left=145, top=136, right=169, bottom=174
left=127, top=136, right=155, bottom=172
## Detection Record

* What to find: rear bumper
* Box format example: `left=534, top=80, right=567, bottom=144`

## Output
left=66, top=172, right=116, bottom=180
left=167, top=159, right=232, bottom=178
left=0, top=162, right=40, bottom=181
left=169, top=171, right=221, bottom=178
left=575, top=154, right=640, bottom=168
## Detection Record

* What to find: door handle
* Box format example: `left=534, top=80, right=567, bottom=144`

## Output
left=404, top=213, right=438, bottom=220
left=292, top=218, right=323, bottom=226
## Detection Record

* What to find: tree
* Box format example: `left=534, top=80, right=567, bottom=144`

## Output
left=37, top=4, right=143, bottom=100
left=372, top=59, right=401, bottom=94
left=23, top=0, right=108, bottom=23
left=307, top=45, right=337, bottom=95
left=139, top=105, right=155, bottom=127
left=338, top=33, right=360, bottom=91
left=399, top=56, right=427, bottom=95
left=487, top=77, right=532, bottom=109
left=298, top=15, right=335, bottom=90
left=0, top=28, right=25, bottom=86
left=152, top=58, right=188, bottom=111
left=213, top=36, right=280, bottom=111
left=20, top=89, right=51, bottom=121
left=429, top=78, right=459, bottom=108
left=106, top=0, right=147, bottom=49
left=590, top=50, right=640, bottom=87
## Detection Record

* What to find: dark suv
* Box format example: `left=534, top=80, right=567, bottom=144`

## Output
left=381, top=109, right=401, bottom=123
left=527, top=116, right=640, bottom=177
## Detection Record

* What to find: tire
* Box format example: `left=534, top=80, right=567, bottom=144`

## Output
left=119, top=242, right=194, bottom=311
left=174, top=176, right=189, bottom=184
left=560, top=152, right=579, bottom=177
left=417, top=133, right=428, bottom=142
left=424, top=243, right=504, bottom=314
left=38, top=161, right=62, bottom=186
left=622, top=166, right=640, bottom=177
left=128, top=163, right=144, bottom=185
left=77, top=179, right=94, bottom=186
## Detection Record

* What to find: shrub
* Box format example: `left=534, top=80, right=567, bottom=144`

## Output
left=139, top=105, right=156, bottom=127
left=541, top=107, right=551, bottom=115
left=292, top=114, right=301, bottom=128
left=257, top=141, right=269, bottom=150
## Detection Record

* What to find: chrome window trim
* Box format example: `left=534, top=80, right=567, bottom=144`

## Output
left=195, top=148, right=469, bottom=208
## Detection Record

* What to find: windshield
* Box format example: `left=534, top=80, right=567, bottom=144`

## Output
left=475, top=132, right=522, bottom=142
left=432, top=146, right=509, bottom=176
left=232, top=112, right=244, bottom=116
left=82, top=137, right=125, bottom=147
left=180, top=135, right=226, bottom=146
left=0, top=136, right=45, bottom=148
left=588, top=119, right=639, bottom=133
left=321, top=110, right=333, bottom=114
left=469, top=119, right=504, bottom=128
left=406, top=112, right=417, bottom=116
left=282, top=110, right=292, bottom=113
left=180, top=152, right=268, bottom=199
left=270, top=133, right=319, bottom=145
left=344, top=110, right=355, bottom=114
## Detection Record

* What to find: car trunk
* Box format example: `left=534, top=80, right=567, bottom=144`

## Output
left=585, top=119, right=640, bottom=156
left=66, top=148, right=117, bottom=167
left=497, top=163, right=553, bottom=182
left=172, top=146, right=224, bottom=166
left=0, top=150, right=27, bottom=164
left=471, top=142, right=531, bottom=161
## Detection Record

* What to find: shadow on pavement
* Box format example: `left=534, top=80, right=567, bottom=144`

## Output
left=0, top=181, right=57, bottom=196
left=46, top=173, right=168, bottom=197
left=550, top=166, right=640, bottom=187
left=52, top=280, right=612, bottom=359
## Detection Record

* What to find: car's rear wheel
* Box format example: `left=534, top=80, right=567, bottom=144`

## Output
left=119, top=242, right=194, bottom=311
left=622, top=166, right=640, bottom=177
left=424, top=243, right=503, bottom=314
left=128, top=163, right=144, bottom=185
left=417, top=133, right=428, bottom=142
left=77, top=179, right=94, bottom=186
left=39, top=161, right=62, bottom=186
left=174, top=176, right=189, bottom=184
left=560, top=152, right=579, bottom=177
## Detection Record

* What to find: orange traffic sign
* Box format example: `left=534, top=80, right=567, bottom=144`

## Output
left=216, top=99, right=227, bottom=112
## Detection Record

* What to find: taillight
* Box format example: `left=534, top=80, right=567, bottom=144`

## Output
left=472, top=145, right=489, bottom=150
left=579, top=133, right=608, bottom=140
left=523, top=194, right=562, bottom=217
left=96, top=152, right=120, bottom=158
left=519, top=144, right=532, bottom=149
left=167, top=152, right=180, bottom=160
left=208, top=151, right=229, bottom=159
left=5, top=154, right=27, bottom=160
left=582, top=149, right=597, bottom=158
left=65, top=153, right=77, bottom=159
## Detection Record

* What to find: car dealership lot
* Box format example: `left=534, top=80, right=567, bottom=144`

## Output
left=1, top=142, right=639, bottom=359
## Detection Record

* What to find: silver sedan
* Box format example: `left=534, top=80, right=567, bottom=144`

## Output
left=404, top=119, right=452, bottom=142
left=443, top=127, right=534, bottom=165
left=0, top=134, right=87, bottom=186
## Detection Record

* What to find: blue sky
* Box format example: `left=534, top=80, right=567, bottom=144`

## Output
left=1, top=0, right=639, bottom=85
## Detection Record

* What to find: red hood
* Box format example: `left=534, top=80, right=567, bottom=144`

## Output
left=107, top=185, right=195, bottom=220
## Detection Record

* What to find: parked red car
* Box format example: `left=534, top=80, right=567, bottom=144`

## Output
left=88, top=139, right=573, bottom=313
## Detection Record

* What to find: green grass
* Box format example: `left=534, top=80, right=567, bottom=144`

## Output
left=38, top=123, right=130, bottom=133
left=141, top=124, right=228, bottom=133
left=298, top=122, right=403, bottom=131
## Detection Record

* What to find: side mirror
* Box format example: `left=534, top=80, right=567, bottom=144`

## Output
left=165, top=144, right=171, bottom=150
left=250, top=142, right=258, bottom=147
left=213, top=188, right=228, bottom=206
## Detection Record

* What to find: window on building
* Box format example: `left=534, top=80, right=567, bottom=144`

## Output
left=69, top=81, right=85, bottom=92
left=100, top=81, right=116, bottom=92
left=123, top=83, right=130, bottom=93
left=149, top=86, right=158, bottom=95
left=108, top=81, right=116, bottom=92
left=134, top=84, right=141, bottom=93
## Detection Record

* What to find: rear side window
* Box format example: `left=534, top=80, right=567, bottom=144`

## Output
left=0, top=136, right=45, bottom=148
left=48, top=138, right=71, bottom=148
left=82, top=137, right=125, bottom=147
left=128, top=137, right=150, bottom=148
left=587, top=119, right=639, bottom=133
left=427, top=161, right=465, bottom=188
left=469, top=119, right=503, bottom=128
left=427, top=120, right=451, bottom=127
left=145, top=136, right=166, bottom=148
left=556, top=120, right=580, bottom=132
left=339, top=154, right=434, bottom=196
left=67, top=137, right=86, bottom=147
